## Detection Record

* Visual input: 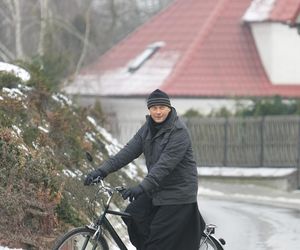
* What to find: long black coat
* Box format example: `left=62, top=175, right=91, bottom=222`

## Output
left=100, top=108, right=198, bottom=206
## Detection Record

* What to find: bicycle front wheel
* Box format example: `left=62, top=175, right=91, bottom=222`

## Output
left=52, top=227, right=109, bottom=250
left=199, top=233, right=223, bottom=250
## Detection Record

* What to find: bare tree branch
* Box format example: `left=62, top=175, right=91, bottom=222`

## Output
left=108, top=0, right=118, bottom=31
left=50, top=17, right=94, bottom=49
left=12, top=0, right=24, bottom=59
left=0, top=4, right=12, bottom=21
left=37, top=0, right=48, bottom=56
left=0, top=51, right=9, bottom=61
left=0, top=0, right=174, bottom=71
left=75, top=1, right=93, bottom=76
left=0, top=42, right=15, bottom=61
left=3, top=0, right=14, bottom=14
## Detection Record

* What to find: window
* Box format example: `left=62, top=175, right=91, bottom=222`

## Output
left=128, top=41, right=165, bottom=73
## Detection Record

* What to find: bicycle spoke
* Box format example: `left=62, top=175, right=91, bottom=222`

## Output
left=81, top=235, right=90, bottom=250
left=53, top=227, right=108, bottom=250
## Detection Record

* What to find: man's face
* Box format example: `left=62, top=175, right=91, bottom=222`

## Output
left=149, top=105, right=171, bottom=123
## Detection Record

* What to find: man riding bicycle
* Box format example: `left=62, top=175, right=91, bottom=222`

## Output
left=84, top=89, right=205, bottom=250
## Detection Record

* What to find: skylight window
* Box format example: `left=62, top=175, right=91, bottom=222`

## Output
left=128, top=41, right=165, bottom=73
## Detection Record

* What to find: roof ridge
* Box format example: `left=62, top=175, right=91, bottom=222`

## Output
left=162, top=0, right=231, bottom=88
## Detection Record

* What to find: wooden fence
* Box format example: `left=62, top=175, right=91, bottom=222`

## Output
left=185, top=116, right=300, bottom=167
left=108, top=115, right=300, bottom=168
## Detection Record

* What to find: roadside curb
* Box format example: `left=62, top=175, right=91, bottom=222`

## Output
left=198, top=181, right=300, bottom=211
left=198, top=167, right=299, bottom=191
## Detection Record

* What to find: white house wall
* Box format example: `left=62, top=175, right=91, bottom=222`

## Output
left=78, top=96, right=250, bottom=119
left=250, top=22, right=300, bottom=84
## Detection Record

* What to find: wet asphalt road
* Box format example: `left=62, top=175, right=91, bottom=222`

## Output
left=198, top=196, right=300, bottom=250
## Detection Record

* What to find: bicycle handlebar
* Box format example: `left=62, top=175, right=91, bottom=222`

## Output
left=92, top=177, right=126, bottom=195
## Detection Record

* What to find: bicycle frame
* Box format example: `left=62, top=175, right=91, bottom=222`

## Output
left=85, top=180, right=225, bottom=250
left=102, top=215, right=129, bottom=250
left=89, top=183, right=131, bottom=250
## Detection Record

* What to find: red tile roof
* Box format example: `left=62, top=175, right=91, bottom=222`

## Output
left=75, top=0, right=300, bottom=98
left=270, top=0, right=300, bottom=23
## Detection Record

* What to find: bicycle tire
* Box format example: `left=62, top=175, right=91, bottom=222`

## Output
left=199, top=233, right=223, bottom=250
left=52, top=227, right=109, bottom=250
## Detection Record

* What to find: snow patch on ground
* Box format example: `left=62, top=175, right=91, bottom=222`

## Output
left=198, top=167, right=297, bottom=177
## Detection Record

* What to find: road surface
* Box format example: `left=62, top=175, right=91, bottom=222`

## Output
left=198, top=196, right=300, bottom=250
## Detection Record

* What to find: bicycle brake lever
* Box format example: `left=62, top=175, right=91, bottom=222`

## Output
left=92, top=176, right=103, bottom=184
left=116, top=186, right=126, bottom=193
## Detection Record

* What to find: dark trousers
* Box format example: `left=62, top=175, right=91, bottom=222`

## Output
left=123, top=194, right=205, bottom=250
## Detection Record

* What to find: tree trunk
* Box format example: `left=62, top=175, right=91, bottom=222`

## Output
left=75, top=1, right=92, bottom=76
left=38, top=0, right=49, bottom=56
left=12, top=0, right=24, bottom=59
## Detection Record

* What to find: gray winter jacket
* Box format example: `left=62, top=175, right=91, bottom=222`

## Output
left=100, top=108, right=198, bottom=206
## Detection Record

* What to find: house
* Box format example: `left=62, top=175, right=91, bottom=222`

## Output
left=64, top=0, right=300, bottom=142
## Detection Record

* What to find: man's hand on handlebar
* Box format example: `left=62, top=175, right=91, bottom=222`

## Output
left=120, top=185, right=144, bottom=202
left=84, top=168, right=107, bottom=186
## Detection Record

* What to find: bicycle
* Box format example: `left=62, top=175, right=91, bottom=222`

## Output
left=52, top=179, right=226, bottom=250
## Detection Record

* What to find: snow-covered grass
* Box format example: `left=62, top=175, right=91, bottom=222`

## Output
left=2, top=87, right=26, bottom=100
left=0, top=69, right=145, bottom=248
left=87, top=116, right=123, bottom=154
left=0, top=247, right=23, bottom=250
left=52, top=93, right=73, bottom=106
left=0, top=62, right=30, bottom=81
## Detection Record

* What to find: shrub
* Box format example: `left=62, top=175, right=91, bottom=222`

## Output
left=183, top=96, right=300, bottom=118
left=183, top=108, right=203, bottom=118
left=55, top=196, right=82, bottom=227
left=0, top=71, right=23, bottom=88
left=236, top=96, right=300, bottom=117
left=18, top=55, right=67, bottom=93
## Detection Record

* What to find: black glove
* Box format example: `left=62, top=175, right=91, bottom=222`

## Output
left=121, top=185, right=144, bottom=202
left=84, top=168, right=107, bottom=186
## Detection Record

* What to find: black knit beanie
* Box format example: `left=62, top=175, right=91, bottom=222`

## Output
left=147, top=89, right=171, bottom=109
